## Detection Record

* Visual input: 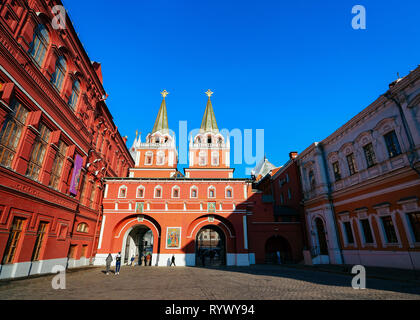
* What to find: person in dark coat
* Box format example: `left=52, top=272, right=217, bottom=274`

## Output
left=115, top=252, right=121, bottom=275
left=170, top=254, right=176, bottom=267
left=105, top=253, right=113, bottom=275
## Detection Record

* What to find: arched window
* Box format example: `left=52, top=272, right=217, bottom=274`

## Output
left=208, top=186, right=216, bottom=198
left=68, top=80, right=80, bottom=110
left=76, top=223, right=89, bottom=233
left=199, top=151, right=207, bottom=166
left=51, top=56, right=67, bottom=91
left=211, top=152, right=219, bottom=166
left=157, top=151, right=165, bottom=165
left=190, top=186, right=198, bottom=198
left=154, top=186, right=162, bottom=198
left=28, top=25, right=49, bottom=66
left=136, top=186, right=145, bottom=198
left=226, top=187, right=233, bottom=198
left=145, top=152, right=153, bottom=165
left=207, top=136, right=212, bottom=144
left=118, top=185, right=127, bottom=198
left=172, top=186, right=180, bottom=198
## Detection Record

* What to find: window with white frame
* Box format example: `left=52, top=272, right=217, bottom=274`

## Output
left=199, top=151, right=207, bottom=166
left=359, top=218, right=374, bottom=244
left=381, top=216, right=398, bottom=243
left=226, top=187, right=233, bottom=198
left=172, top=186, right=180, bottom=198
left=343, top=221, right=354, bottom=244
left=383, top=130, right=402, bottom=158
left=156, top=151, right=165, bottom=165
left=363, top=143, right=377, bottom=168
left=208, top=187, right=216, bottom=198
left=154, top=186, right=162, bottom=198
left=118, top=186, right=127, bottom=198
left=346, top=153, right=358, bottom=176
left=211, top=152, right=219, bottom=166
left=136, top=186, right=145, bottom=198
left=145, top=152, right=153, bottom=165
left=407, top=212, right=420, bottom=243
left=190, top=187, right=198, bottom=198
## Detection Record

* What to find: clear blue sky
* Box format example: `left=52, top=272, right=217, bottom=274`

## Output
left=62, top=0, right=420, bottom=177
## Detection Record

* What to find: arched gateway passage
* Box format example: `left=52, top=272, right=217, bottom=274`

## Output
left=265, top=235, right=292, bottom=264
left=123, top=225, right=154, bottom=264
left=196, top=225, right=226, bottom=267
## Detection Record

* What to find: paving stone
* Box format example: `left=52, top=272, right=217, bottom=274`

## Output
left=0, top=265, right=419, bottom=300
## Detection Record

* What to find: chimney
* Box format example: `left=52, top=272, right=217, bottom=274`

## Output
left=289, top=151, right=298, bottom=159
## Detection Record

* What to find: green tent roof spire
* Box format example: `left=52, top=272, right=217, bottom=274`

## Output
left=200, top=89, right=219, bottom=133
left=152, top=90, right=169, bottom=134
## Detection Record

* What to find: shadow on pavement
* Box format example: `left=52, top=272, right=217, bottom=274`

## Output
left=190, top=264, right=420, bottom=297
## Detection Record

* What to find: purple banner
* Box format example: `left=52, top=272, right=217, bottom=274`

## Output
left=69, top=154, right=84, bottom=196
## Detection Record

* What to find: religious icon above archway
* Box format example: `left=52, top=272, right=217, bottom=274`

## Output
left=166, top=227, right=181, bottom=249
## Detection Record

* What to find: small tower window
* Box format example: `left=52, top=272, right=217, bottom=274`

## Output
left=145, top=152, right=153, bottom=165
left=199, top=152, right=207, bottom=166
left=157, top=152, right=165, bottom=165
left=118, top=186, right=127, bottom=198
left=207, top=136, right=212, bottom=144
left=212, top=152, right=219, bottom=166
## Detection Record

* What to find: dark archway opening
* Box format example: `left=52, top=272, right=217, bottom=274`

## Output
left=124, top=225, right=153, bottom=265
left=195, top=225, right=226, bottom=267
left=265, top=235, right=293, bottom=264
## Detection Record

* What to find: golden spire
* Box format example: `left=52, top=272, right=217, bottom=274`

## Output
left=161, top=89, right=169, bottom=99
left=152, top=90, right=169, bottom=134
left=200, top=89, right=218, bottom=133
left=205, top=89, right=213, bottom=99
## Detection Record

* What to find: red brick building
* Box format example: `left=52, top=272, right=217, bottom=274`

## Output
left=248, top=153, right=307, bottom=264
left=95, top=90, right=308, bottom=267
left=96, top=91, right=254, bottom=267
left=0, top=0, right=133, bottom=279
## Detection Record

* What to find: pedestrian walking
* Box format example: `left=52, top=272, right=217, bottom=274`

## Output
left=130, top=255, right=135, bottom=266
left=146, top=253, right=151, bottom=266
left=170, top=254, right=176, bottom=266
left=115, top=251, right=121, bottom=275
left=105, top=253, right=113, bottom=275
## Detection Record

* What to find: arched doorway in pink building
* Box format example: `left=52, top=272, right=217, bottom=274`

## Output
left=196, top=225, right=226, bottom=267
left=116, top=216, right=161, bottom=266
left=265, top=235, right=292, bottom=264
left=123, top=226, right=154, bottom=265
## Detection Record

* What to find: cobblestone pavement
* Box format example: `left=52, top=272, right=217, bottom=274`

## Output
left=0, top=265, right=419, bottom=300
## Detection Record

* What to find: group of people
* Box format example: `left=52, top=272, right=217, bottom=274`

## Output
left=105, top=252, right=122, bottom=275
left=105, top=252, right=177, bottom=274
left=129, top=253, right=152, bottom=266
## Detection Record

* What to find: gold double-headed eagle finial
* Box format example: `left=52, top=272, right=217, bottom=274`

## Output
left=161, top=89, right=169, bottom=99
left=205, top=89, right=213, bottom=98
